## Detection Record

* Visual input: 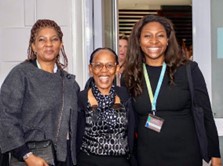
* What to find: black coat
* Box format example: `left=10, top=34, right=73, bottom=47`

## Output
left=76, top=78, right=136, bottom=164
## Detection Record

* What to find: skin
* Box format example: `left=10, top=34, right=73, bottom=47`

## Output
left=31, top=27, right=63, bottom=73
left=89, top=49, right=119, bottom=95
left=118, top=39, right=128, bottom=65
left=140, top=22, right=222, bottom=166
left=25, top=155, right=48, bottom=166
left=140, top=21, right=168, bottom=66
left=211, top=157, right=222, bottom=166
left=25, top=27, right=62, bottom=166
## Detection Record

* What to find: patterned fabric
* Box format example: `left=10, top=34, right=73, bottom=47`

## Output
left=81, top=82, right=129, bottom=156
left=91, top=81, right=115, bottom=110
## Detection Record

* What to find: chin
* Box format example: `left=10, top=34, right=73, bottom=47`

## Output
left=98, top=85, right=111, bottom=90
left=97, top=84, right=112, bottom=92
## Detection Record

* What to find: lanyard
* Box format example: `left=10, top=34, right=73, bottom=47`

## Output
left=143, top=62, right=166, bottom=114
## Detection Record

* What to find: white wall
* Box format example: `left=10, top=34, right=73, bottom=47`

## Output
left=0, top=0, right=214, bottom=102
left=192, top=0, right=212, bottom=102
left=0, top=0, right=85, bottom=89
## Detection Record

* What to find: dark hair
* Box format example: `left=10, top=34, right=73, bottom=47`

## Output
left=27, top=19, right=68, bottom=69
left=89, top=47, right=119, bottom=64
left=123, top=15, right=187, bottom=97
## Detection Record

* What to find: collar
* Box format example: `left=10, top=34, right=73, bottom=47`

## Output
left=78, top=77, right=131, bottom=111
left=36, top=59, right=58, bottom=73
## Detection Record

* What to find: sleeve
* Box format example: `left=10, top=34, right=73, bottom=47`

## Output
left=76, top=91, right=86, bottom=155
left=191, top=61, right=221, bottom=157
left=0, top=66, right=26, bottom=153
left=11, top=144, right=30, bottom=161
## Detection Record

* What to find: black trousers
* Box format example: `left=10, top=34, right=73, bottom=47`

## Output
left=77, top=151, right=130, bottom=166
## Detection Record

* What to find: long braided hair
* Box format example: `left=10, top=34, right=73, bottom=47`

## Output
left=27, top=19, right=68, bottom=69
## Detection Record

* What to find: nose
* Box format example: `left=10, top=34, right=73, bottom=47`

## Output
left=45, top=39, right=53, bottom=46
left=149, top=36, right=158, bottom=44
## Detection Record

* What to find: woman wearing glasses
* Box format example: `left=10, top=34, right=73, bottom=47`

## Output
left=76, top=47, right=136, bottom=166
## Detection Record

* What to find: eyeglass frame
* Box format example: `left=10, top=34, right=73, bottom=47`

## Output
left=90, top=62, right=117, bottom=71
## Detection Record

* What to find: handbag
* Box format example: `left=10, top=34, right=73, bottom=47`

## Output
left=10, top=140, right=55, bottom=166
left=186, top=63, right=210, bottom=162
left=9, top=72, right=65, bottom=166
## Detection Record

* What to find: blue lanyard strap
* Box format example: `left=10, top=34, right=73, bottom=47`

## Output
left=143, top=62, right=166, bottom=113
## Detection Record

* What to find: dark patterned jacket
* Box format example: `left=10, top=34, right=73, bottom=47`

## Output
left=77, top=78, right=136, bottom=165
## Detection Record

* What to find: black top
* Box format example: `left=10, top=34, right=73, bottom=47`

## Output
left=133, top=61, right=220, bottom=166
left=81, top=102, right=129, bottom=156
left=77, top=78, right=136, bottom=159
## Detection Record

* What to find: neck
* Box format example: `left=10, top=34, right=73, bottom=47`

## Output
left=145, top=57, right=164, bottom=67
left=100, top=89, right=110, bottom=95
left=119, top=59, right=125, bottom=67
left=97, top=86, right=112, bottom=95
left=37, top=59, right=56, bottom=73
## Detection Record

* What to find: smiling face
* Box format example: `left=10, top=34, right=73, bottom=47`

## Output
left=31, top=27, right=62, bottom=65
left=140, top=22, right=168, bottom=66
left=89, top=49, right=119, bottom=95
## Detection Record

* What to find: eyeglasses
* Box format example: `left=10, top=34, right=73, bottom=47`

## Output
left=91, top=62, right=117, bottom=71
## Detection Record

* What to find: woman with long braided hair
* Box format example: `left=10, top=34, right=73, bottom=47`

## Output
left=0, top=19, right=80, bottom=166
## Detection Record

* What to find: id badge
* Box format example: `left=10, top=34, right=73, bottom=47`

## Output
left=145, top=113, right=164, bottom=133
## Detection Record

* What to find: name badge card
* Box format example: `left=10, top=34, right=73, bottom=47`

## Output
left=145, top=113, right=164, bottom=133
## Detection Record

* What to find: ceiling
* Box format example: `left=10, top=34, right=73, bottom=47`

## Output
left=118, top=0, right=192, bottom=9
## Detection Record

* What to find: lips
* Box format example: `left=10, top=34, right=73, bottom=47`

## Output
left=44, top=49, right=54, bottom=54
left=99, top=76, right=109, bottom=83
left=148, top=47, right=160, bottom=52
left=146, top=47, right=163, bottom=54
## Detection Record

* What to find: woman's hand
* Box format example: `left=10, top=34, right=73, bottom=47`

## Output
left=24, top=154, right=49, bottom=166
left=211, top=157, right=222, bottom=166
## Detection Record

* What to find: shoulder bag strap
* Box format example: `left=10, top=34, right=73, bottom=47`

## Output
left=186, top=63, right=194, bottom=104
left=186, top=62, right=210, bottom=162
